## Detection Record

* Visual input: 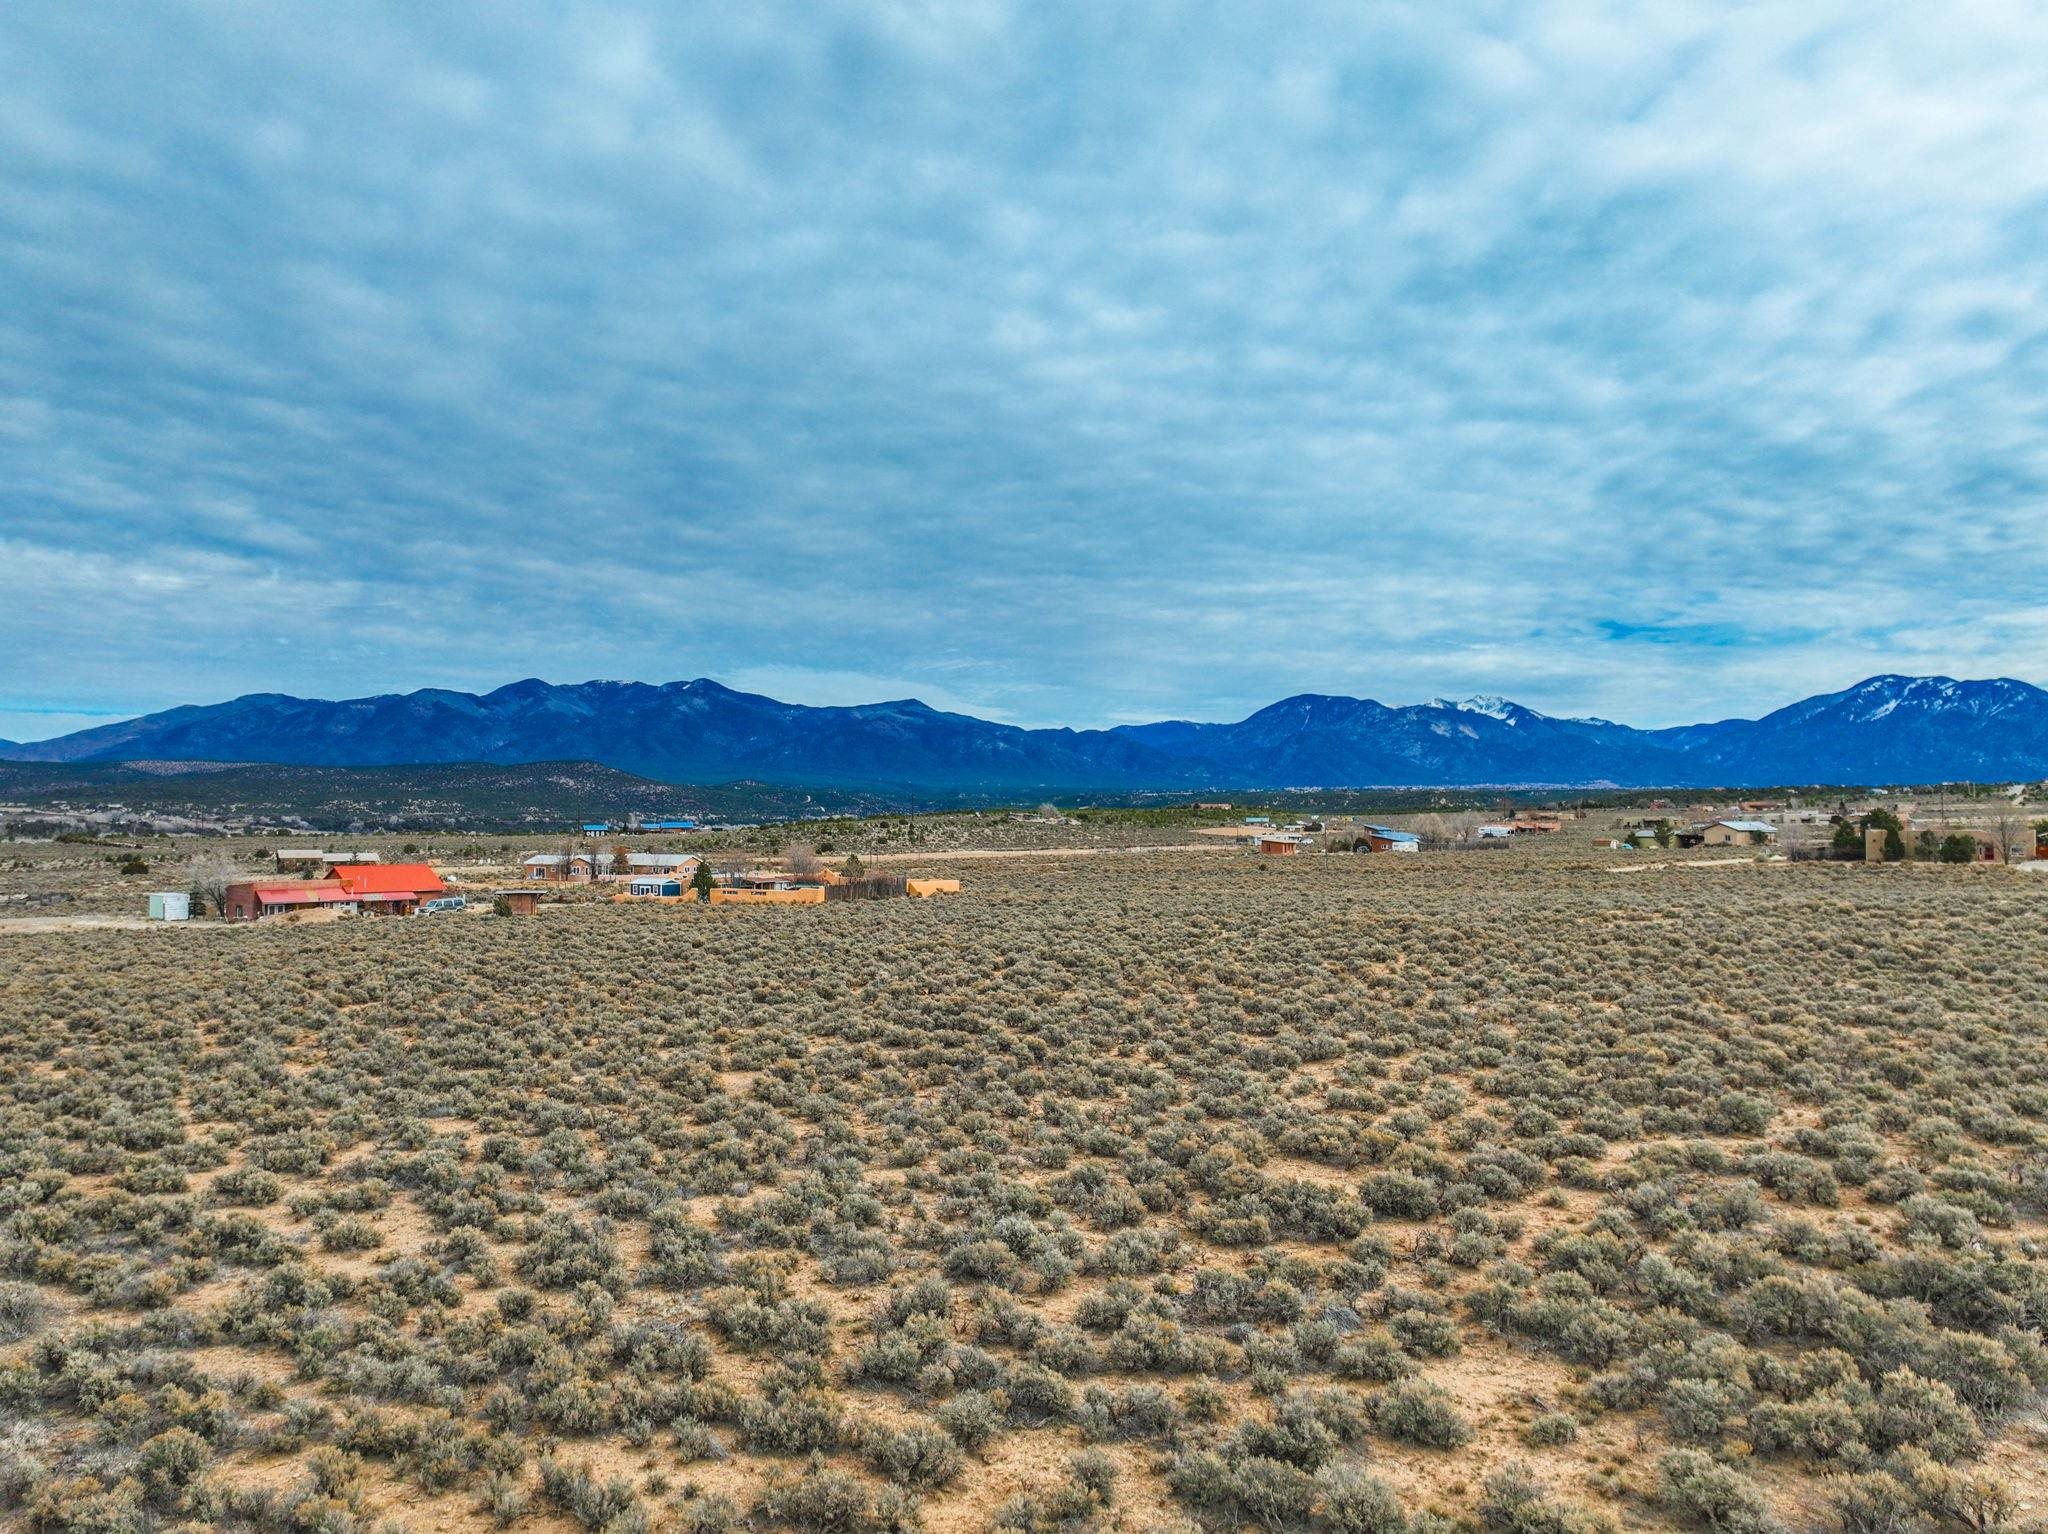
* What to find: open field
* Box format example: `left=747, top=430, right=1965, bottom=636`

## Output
left=2, top=840, right=2046, bottom=1534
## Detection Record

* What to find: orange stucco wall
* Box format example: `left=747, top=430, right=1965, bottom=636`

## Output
left=708, top=885, right=826, bottom=906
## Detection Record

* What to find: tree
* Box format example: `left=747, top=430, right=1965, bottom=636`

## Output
left=842, top=853, right=865, bottom=879
left=1914, top=830, right=1941, bottom=861
left=186, top=852, right=240, bottom=917
left=1037, top=803, right=1060, bottom=822
left=1939, top=833, right=1977, bottom=864
left=1831, top=820, right=1862, bottom=857
left=1861, top=809, right=1905, bottom=861
left=690, top=861, right=714, bottom=902
left=785, top=841, right=821, bottom=878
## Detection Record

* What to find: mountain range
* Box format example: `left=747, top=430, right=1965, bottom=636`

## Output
left=5, top=674, right=2047, bottom=791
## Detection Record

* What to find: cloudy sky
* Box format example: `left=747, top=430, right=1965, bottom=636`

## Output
left=5, top=2, right=2048, bottom=740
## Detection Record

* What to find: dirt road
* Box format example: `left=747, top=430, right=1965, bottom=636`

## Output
left=0, top=915, right=238, bottom=935
left=854, top=843, right=1238, bottom=863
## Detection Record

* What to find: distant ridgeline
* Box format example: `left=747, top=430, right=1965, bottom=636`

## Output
left=6, top=674, right=2048, bottom=792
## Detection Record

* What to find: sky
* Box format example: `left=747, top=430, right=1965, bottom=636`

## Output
left=5, top=2, right=2048, bottom=741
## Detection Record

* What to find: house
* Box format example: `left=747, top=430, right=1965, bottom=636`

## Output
left=579, top=822, right=612, bottom=835
left=1699, top=819, right=1777, bottom=847
left=275, top=849, right=379, bottom=872
left=1255, top=834, right=1306, bottom=855
left=1244, top=815, right=1272, bottom=826
left=1358, top=824, right=1421, bottom=854
left=731, top=869, right=821, bottom=889
left=640, top=819, right=696, bottom=832
left=626, top=852, right=700, bottom=877
left=1475, top=825, right=1513, bottom=840
left=523, top=851, right=699, bottom=882
left=1195, top=802, right=1233, bottom=811
left=1508, top=813, right=1563, bottom=833
left=906, top=878, right=962, bottom=897
left=326, top=863, right=447, bottom=915
left=222, top=880, right=359, bottom=923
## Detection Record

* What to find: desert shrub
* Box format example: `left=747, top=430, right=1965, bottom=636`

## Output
left=736, top=1390, right=846, bottom=1455
left=538, top=1457, right=644, bottom=1532
left=1825, top=1470, right=1923, bottom=1534
left=863, top=1424, right=963, bottom=1488
left=1076, top=1383, right=1181, bottom=1442
left=1104, top=1313, right=1225, bottom=1375
left=1316, top=1465, right=1408, bottom=1534
left=645, top=1207, right=721, bottom=1288
left=1478, top=1462, right=1612, bottom=1534
left=996, top=1450, right=1115, bottom=1533
left=1360, top=1172, right=1439, bottom=1220
left=754, top=1462, right=920, bottom=1534
left=1168, top=1450, right=1318, bottom=1528
left=1371, top=1382, right=1471, bottom=1448
left=1523, top=1411, right=1578, bottom=1447
left=706, top=1290, right=832, bottom=1357
left=210, top=1166, right=283, bottom=1206
left=0, top=1282, right=48, bottom=1343
left=1655, top=1450, right=1776, bottom=1533
left=518, top=1216, right=627, bottom=1296
left=1387, top=1307, right=1461, bottom=1357
left=1332, top=1332, right=1415, bottom=1382
left=934, top=1389, right=1005, bottom=1451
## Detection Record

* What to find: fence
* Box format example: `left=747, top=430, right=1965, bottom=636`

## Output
left=824, top=875, right=909, bottom=902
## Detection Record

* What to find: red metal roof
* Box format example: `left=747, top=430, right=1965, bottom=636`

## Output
left=251, top=882, right=355, bottom=906
left=330, top=864, right=447, bottom=897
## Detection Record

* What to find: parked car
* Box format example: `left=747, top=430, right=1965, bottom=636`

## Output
left=420, top=896, right=467, bottom=915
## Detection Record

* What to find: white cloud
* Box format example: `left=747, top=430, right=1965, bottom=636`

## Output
left=1, top=0, right=2046, bottom=733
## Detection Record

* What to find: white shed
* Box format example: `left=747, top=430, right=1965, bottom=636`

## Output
left=147, top=892, right=190, bottom=921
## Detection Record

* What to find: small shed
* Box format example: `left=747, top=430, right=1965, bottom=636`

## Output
left=494, top=889, right=543, bottom=916
left=1256, top=834, right=1304, bottom=855
left=147, top=891, right=190, bottom=921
